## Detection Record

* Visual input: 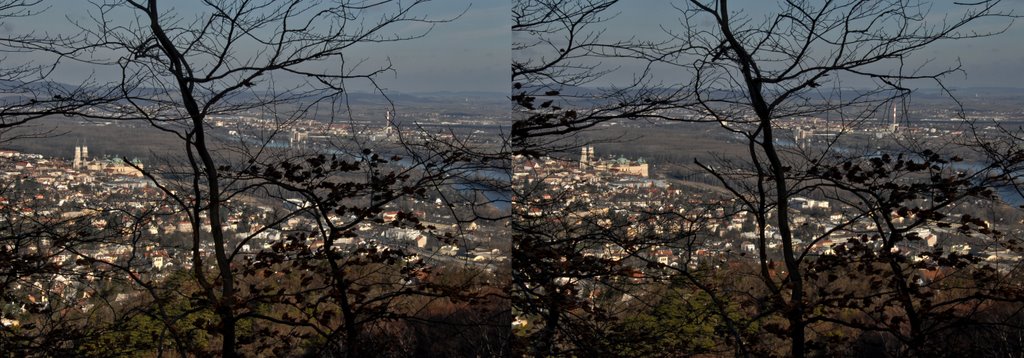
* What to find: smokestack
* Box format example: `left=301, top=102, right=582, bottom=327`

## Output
left=891, top=103, right=899, bottom=132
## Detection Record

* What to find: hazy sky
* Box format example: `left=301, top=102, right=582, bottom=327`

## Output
left=4, top=1, right=1020, bottom=94
left=588, top=0, right=1024, bottom=89
left=2, top=1, right=508, bottom=94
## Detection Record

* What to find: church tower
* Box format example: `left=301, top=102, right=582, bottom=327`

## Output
left=73, top=145, right=81, bottom=169
left=580, top=146, right=588, bottom=169
left=580, top=145, right=595, bottom=169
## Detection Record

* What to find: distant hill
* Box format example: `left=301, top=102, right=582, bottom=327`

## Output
left=0, top=79, right=507, bottom=106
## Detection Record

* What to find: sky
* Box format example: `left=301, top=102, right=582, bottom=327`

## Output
left=0, top=0, right=508, bottom=94
left=570, top=0, right=1024, bottom=90
left=1, top=1, right=1020, bottom=94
